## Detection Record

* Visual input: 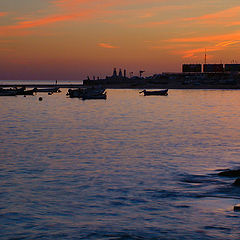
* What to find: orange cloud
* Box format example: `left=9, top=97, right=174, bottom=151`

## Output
left=174, top=40, right=240, bottom=59
left=216, top=40, right=240, bottom=47
left=180, top=47, right=220, bottom=59
left=0, top=10, right=95, bottom=36
left=0, top=0, right=118, bottom=36
left=227, top=21, right=240, bottom=26
left=51, top=0, right=111, bottom=9
left=98, top=43, right=119, bottom=49
left=166, top=30, right=240, bottom=59
left=51, top=0, right=182, bottom=21
left=168, top=31, right=240, bottom=43
left=0, top=12, right=8, bottom=17
left=136, top=20, right=172, bottom=28
left=184, top=6, right=240, bottom=25
left=0, top=0, right=188, bottom=38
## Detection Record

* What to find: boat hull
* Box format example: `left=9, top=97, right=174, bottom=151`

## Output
left=0, top=91, right=17, bottom=96
left=33, top=87, right=60, bottom=93
left=67, top=87, right=106, bottom=99
left=82, top=93, right=107, bottom=100
left=16, top=90, right=35, bottom=95
left=140, top=89, right=168, bottom=96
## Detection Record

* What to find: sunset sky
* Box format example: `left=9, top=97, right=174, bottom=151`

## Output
left=1, top=0, right=240, bottom=80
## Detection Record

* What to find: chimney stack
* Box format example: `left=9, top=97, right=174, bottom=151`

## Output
left=113, top=68, right=117, bottom=77
left=119, top=68, right=123, bottom=77
left=124, top=69, right=126, bottom=78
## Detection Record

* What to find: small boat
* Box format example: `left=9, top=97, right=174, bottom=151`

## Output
left=67, top=88, right=85, bottom=98
left=67, top=87, right=106, bottom=98
left=0, top=91, right=17, bottom=96
left=33, top=87, right=60, bottom=93
left=15, top=87, right=35, bottom=95
left=0, top=87, right=17, bottom=96
left=82, top=92, right=107, bottom=100
left=140, top=89, right=168, bottom=96
left=19, top=89, right=35, bottom=95
left=3, top=86, right=35, bottom=95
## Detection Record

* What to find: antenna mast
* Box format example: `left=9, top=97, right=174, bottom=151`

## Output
left=204, top=48, right=207, bottom=64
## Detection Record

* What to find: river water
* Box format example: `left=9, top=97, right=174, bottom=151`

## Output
left=1, top=89, right=240, bottom=239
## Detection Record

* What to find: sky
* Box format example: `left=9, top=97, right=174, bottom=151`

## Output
left=1, top=0, right=240, bottom=80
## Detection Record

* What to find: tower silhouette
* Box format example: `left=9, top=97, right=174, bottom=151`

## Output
left=113, top=68, right=117, bottom=77
left=119, top=68, right=123, bottom=77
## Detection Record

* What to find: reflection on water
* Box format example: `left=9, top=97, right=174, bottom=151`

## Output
left=1, top=89, right=240, bottom=239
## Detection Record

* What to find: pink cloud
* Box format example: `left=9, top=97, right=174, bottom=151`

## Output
left=98, top=43, right=119, bottom=49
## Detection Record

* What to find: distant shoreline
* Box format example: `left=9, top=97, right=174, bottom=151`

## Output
left=1, top=83, right=240, bottom=90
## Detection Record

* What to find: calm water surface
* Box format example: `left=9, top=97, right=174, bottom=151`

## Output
left=1, top=89, right=240, bottom=239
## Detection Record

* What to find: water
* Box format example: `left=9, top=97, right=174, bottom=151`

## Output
left=1, top=88, right=240, bottom=239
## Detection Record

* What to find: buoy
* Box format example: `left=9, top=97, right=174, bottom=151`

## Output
left=233, top=204, right=240, bottom=211
left=39, top=97, right=43, bottom=101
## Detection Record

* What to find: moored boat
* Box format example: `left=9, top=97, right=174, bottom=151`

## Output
left=140, top=89, right=168, bottom=96
left=0, top=90, right=17, bottom=96
left=0, top=87, right=17, bottom=96
left=82, top=92, right=107, bottom=100
left=15, top=87, right=35, bottom=95
left=67, top=88, right=85, bottom=98
left=33, top=87, right=60, bottom=93
left=0, top=86, right=40, bottom=96
left=67, top=87, right=106, bottom=98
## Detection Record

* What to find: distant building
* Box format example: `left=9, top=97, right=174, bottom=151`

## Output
left=182, top=64, right=202, bottom=73
left=203, top=64, right=224, bottom=73
left=225, top=64, right=240, bottom=72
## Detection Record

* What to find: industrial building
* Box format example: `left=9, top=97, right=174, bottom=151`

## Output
left=225, top=64, right=240, bottom=72
left=182, top=64, right=202, bottom=73
left=182, top=63, right=240, bottom=73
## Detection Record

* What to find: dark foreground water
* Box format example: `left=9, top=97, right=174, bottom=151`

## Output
left=1, top=89, right=240, bottom=239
